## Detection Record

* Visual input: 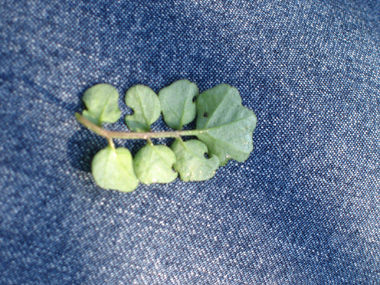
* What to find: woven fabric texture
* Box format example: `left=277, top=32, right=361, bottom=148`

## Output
left=1, top=0, right=380, bottom=283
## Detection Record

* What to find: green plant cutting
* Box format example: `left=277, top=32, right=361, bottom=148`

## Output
left=75, top=80, right=257, bottom=192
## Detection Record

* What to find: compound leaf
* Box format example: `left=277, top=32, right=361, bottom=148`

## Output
left=125, top=85, right=161, bottom=132
left=158, top=79, right=198, bottom=130
left=134, top=144, right=177, bottom=184
left=82, top=83, right=121, bottom=125
left=172, top=139, right=219, bottom=182
left=196, top=84, right=257, bottom=166
left=92, top=146, right=139, bottom=192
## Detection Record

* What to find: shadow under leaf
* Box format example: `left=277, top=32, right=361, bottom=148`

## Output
left=67, top=129, right=107, bottom=172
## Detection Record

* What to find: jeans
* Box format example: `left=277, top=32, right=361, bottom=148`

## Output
left=1, top=0, right=380, bottom=283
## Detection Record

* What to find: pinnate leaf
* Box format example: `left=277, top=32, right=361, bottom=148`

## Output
left=196, top=84, right=257, bottom=166
left=77, top=81, right=258, bottom=193
left=172, top=139, right=219, bottom=181
left=133, top=144, right=177, bottom=184
left=92, top=146, right=138, bottom=192
left=82, top=83, right=121, bottom=125
left=158, top=79, right=198, bottom=130
left=125, top=85, right=161, bottom=132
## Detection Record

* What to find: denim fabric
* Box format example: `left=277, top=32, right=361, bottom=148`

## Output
left=1, top=0, right=380, bottom=284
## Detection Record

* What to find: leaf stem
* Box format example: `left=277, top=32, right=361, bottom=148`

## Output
left=108, top=138, right=115, bottom=150
left=75, top=113, right=207, bottom=140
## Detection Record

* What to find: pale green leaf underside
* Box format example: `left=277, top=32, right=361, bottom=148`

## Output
left=172, top=139, right=219, bottom=182
left=158, top=79, right=198, bottom=130
left=125, top=85, right=161, bottom=132
left=133, top=144, right=177, bottom=184
left=92, top=146, right=139, bottom=192
left=82, top=83, right=121, bottom=125
left=196, top=84, right=257, bottom=166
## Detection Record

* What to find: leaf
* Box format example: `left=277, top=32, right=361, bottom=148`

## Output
left=82, top=83, right=121, bottom=125
left=133, top=143, right=177, bottom=184
left=77, top=81, right=258, bottom=192
left=196, top=84, right=257, bottom=166
left=171, top=139, right=219, bottom=181
left=158, top=79, right=198, bottom=130
left=92, top=146, right=139, bottom=192
left=125, top=85, right=161, bottom=132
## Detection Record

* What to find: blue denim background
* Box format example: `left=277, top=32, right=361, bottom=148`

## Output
left=1, top=0, right=380, bottom=284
